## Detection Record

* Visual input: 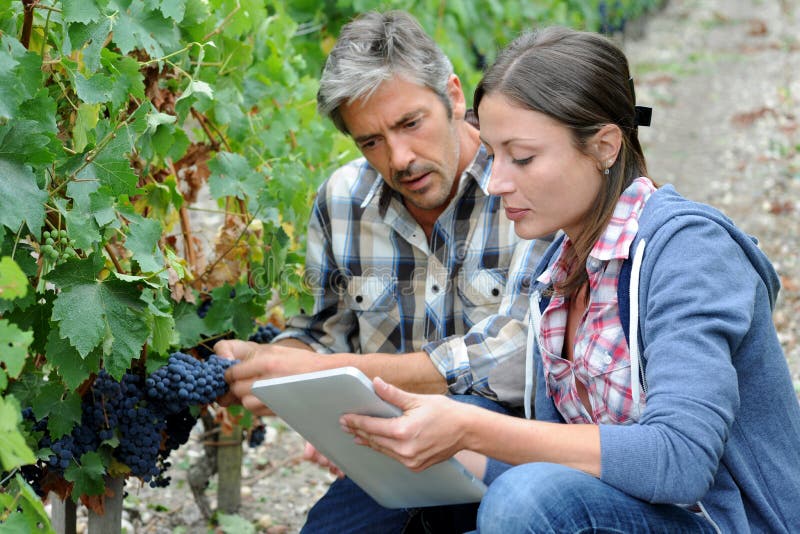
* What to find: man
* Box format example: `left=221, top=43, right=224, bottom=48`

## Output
left=216, top=10, right=548, bottom=533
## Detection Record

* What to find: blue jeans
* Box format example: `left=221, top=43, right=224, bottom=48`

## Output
left=475, top=462, right=717, bottom=533
left=301, top=394, right=509, bottom=534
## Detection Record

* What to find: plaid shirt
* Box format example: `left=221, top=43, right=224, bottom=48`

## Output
left=275, top=145, right=550, bottom=406
left=536, top=177, right=655, bottom=424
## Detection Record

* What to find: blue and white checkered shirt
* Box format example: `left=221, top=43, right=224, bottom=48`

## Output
left=274, top=145, right=550, bottom=407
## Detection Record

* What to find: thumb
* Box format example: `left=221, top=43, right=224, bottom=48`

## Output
left=373, top=376, right=418, bottom=412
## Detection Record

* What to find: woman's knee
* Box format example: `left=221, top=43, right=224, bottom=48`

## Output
left=476, top=463, right=597, bottom=533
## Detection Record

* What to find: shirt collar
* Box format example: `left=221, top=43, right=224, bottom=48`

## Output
left=536, top=177, right=655, bottom=285
left=589, top=177, right=656, bottom=262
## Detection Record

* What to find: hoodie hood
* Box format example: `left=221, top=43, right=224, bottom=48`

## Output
left=636, top=185, right=781, bottom=308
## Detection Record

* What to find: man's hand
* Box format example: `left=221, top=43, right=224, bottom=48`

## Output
left=215, top=339, right=319, bottom=416
left=339, top=377, right=470, bottom=472
left=303, top=442, right=344, bottom=478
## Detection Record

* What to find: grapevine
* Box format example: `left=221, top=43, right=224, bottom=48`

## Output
left=0, top=0, right=665, bottom=530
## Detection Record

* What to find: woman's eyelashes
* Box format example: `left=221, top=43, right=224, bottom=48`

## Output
left=512, top=156, right=534, bottom=166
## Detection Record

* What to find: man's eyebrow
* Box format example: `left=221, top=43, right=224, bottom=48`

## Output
left=352, top=109, right=425, bottom=144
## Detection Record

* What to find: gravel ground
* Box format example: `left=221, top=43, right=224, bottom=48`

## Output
left=57, top=1, right=799, bottom=531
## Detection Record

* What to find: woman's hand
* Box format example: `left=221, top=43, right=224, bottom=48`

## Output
left=303, top=442, right=345, bottom=478
left=339, top=377, right=471, bottom=472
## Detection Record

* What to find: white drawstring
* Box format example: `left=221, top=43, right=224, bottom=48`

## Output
left=629, top=239, right=647, bottom=418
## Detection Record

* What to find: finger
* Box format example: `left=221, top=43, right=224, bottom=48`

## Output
left=372, top=376, right=418, bottom=411
left=350, top=431, right=419, bottom=468
left=303, top=442, right=317, bottom=461
left=217, top=391, right=239, bottom=407
left=228, top=377, right=257, bottom=400
left=213, top=339, right=235, bottom=359
left=340, top=412, right=399, bottom=439
left=241, top=394, right=273, bottom=416
left=225, top=359, right=262, bottom=382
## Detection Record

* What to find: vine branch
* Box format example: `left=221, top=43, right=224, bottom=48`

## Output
left=20, top=0, right=37, bottom=50
left=104, top=243, right=124, bottom=274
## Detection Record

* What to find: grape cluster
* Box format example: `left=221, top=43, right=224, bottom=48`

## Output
left=249, top=323, right=281, bottom=344
left=145, top=352, right=234, bottom=413
left=196, top=298, right=212, bottom=319
left=18, top=352, right=236, bottom=493
left=40, top=229, right=78, bottom=265
left=247, top=422, right=267, bottom=448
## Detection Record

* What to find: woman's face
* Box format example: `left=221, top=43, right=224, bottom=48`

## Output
left=479, top=93, right=604, bottom=242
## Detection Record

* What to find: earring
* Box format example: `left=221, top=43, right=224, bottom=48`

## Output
left=604, top=167, right=610, bottom=175
left=604, top=159, right=613, bottom=175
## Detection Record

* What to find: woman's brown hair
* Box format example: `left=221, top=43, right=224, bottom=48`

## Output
left=474, top=27, right=651, bottom=297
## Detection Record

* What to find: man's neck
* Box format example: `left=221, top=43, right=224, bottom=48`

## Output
left=414, top=121, right=481, bottom=240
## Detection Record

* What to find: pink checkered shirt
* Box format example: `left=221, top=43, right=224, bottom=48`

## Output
left=536, top=177, right=656, bottom=424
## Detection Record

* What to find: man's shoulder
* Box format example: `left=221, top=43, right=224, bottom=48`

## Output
left=318, top=157, right=382, bottom=200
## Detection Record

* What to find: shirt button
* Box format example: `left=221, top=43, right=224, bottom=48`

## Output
left=355, top=295, right=363, bottom=303
left=603, top=354, right=612, bottom=364
left=432, top=285, right=439, bottom=293
left=491, top=288, right=500, bottom=297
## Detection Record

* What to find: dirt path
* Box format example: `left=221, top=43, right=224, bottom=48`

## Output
left=88, top=1, right=799, bottom=532
left=627, top=0, right=799, bottom=379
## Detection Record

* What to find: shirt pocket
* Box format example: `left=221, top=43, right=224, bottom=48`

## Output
left=345, top=275, right=397, bottom=312
left=583, top=323, right=636, bottom=424
left=457, top=268, right=507, bottom=306
left=457, top=268, right=507, bottom=330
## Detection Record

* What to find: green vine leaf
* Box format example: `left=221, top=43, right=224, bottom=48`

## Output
left=75, top=72, right=115, bottom=105
left=45, top=328, right=102, bottom=391
left=65, top=451, right=107, bottom=499
left=46, top=390, right=83, bottom=440
left=155, top=0, right=187, bottom=23
left=0, top=473, right=54, bottom=533
left=0, top=319, right=32, bottom=382
left=0, top=160, right=48, bottom=236
left=62, top=0, right=104, bottom=24
left=173, top=300, right=205, bottom=349
left=29, top=380, right=81, bottom=439
left=0, top=256, right=28, bottom=301
left=0, top=396, right=36, bottom=470
left=0, top=118, right=57, bottom=165
left=101, top=51, right=146, bottom=114
left=108, top=0, right=181, bottom=58
left=0, top=34, right=42, bottom=120
left=48, top=257, right=149, bottom=378
left=125, top=217, right=164, bottom=273
left=78, top=122, right=145, bottom=197
left=65, top=18, right=113, bottom=74
left=208, top=151, right=264, bottom=200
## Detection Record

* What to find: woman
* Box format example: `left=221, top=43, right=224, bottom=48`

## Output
left=340, top=27, right=800, bottom=532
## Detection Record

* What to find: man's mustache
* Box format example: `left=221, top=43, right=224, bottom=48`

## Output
left=393, top=163, right=436, bottom=183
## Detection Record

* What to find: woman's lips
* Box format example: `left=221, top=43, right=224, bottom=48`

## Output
left=504, top=207, right=529, bottom=221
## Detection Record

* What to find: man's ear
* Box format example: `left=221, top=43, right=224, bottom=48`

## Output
left=592, top=124, right=623, bottom=167
left=447, top=74, right=467, bottom=120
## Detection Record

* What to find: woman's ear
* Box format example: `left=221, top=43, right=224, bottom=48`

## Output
left=592, top=124, right=623, bottom=167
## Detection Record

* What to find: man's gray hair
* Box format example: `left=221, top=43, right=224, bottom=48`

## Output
left=317, top=10, right=454, bottom=134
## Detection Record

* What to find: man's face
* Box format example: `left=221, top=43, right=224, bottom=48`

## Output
left=339, top=75, right=465, bottom=212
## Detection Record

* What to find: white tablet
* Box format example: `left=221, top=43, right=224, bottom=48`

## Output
left=250, top=367, right=487, bottom=509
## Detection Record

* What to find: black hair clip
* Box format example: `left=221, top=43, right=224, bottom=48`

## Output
left=635, top=106, right=652, bottom=127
